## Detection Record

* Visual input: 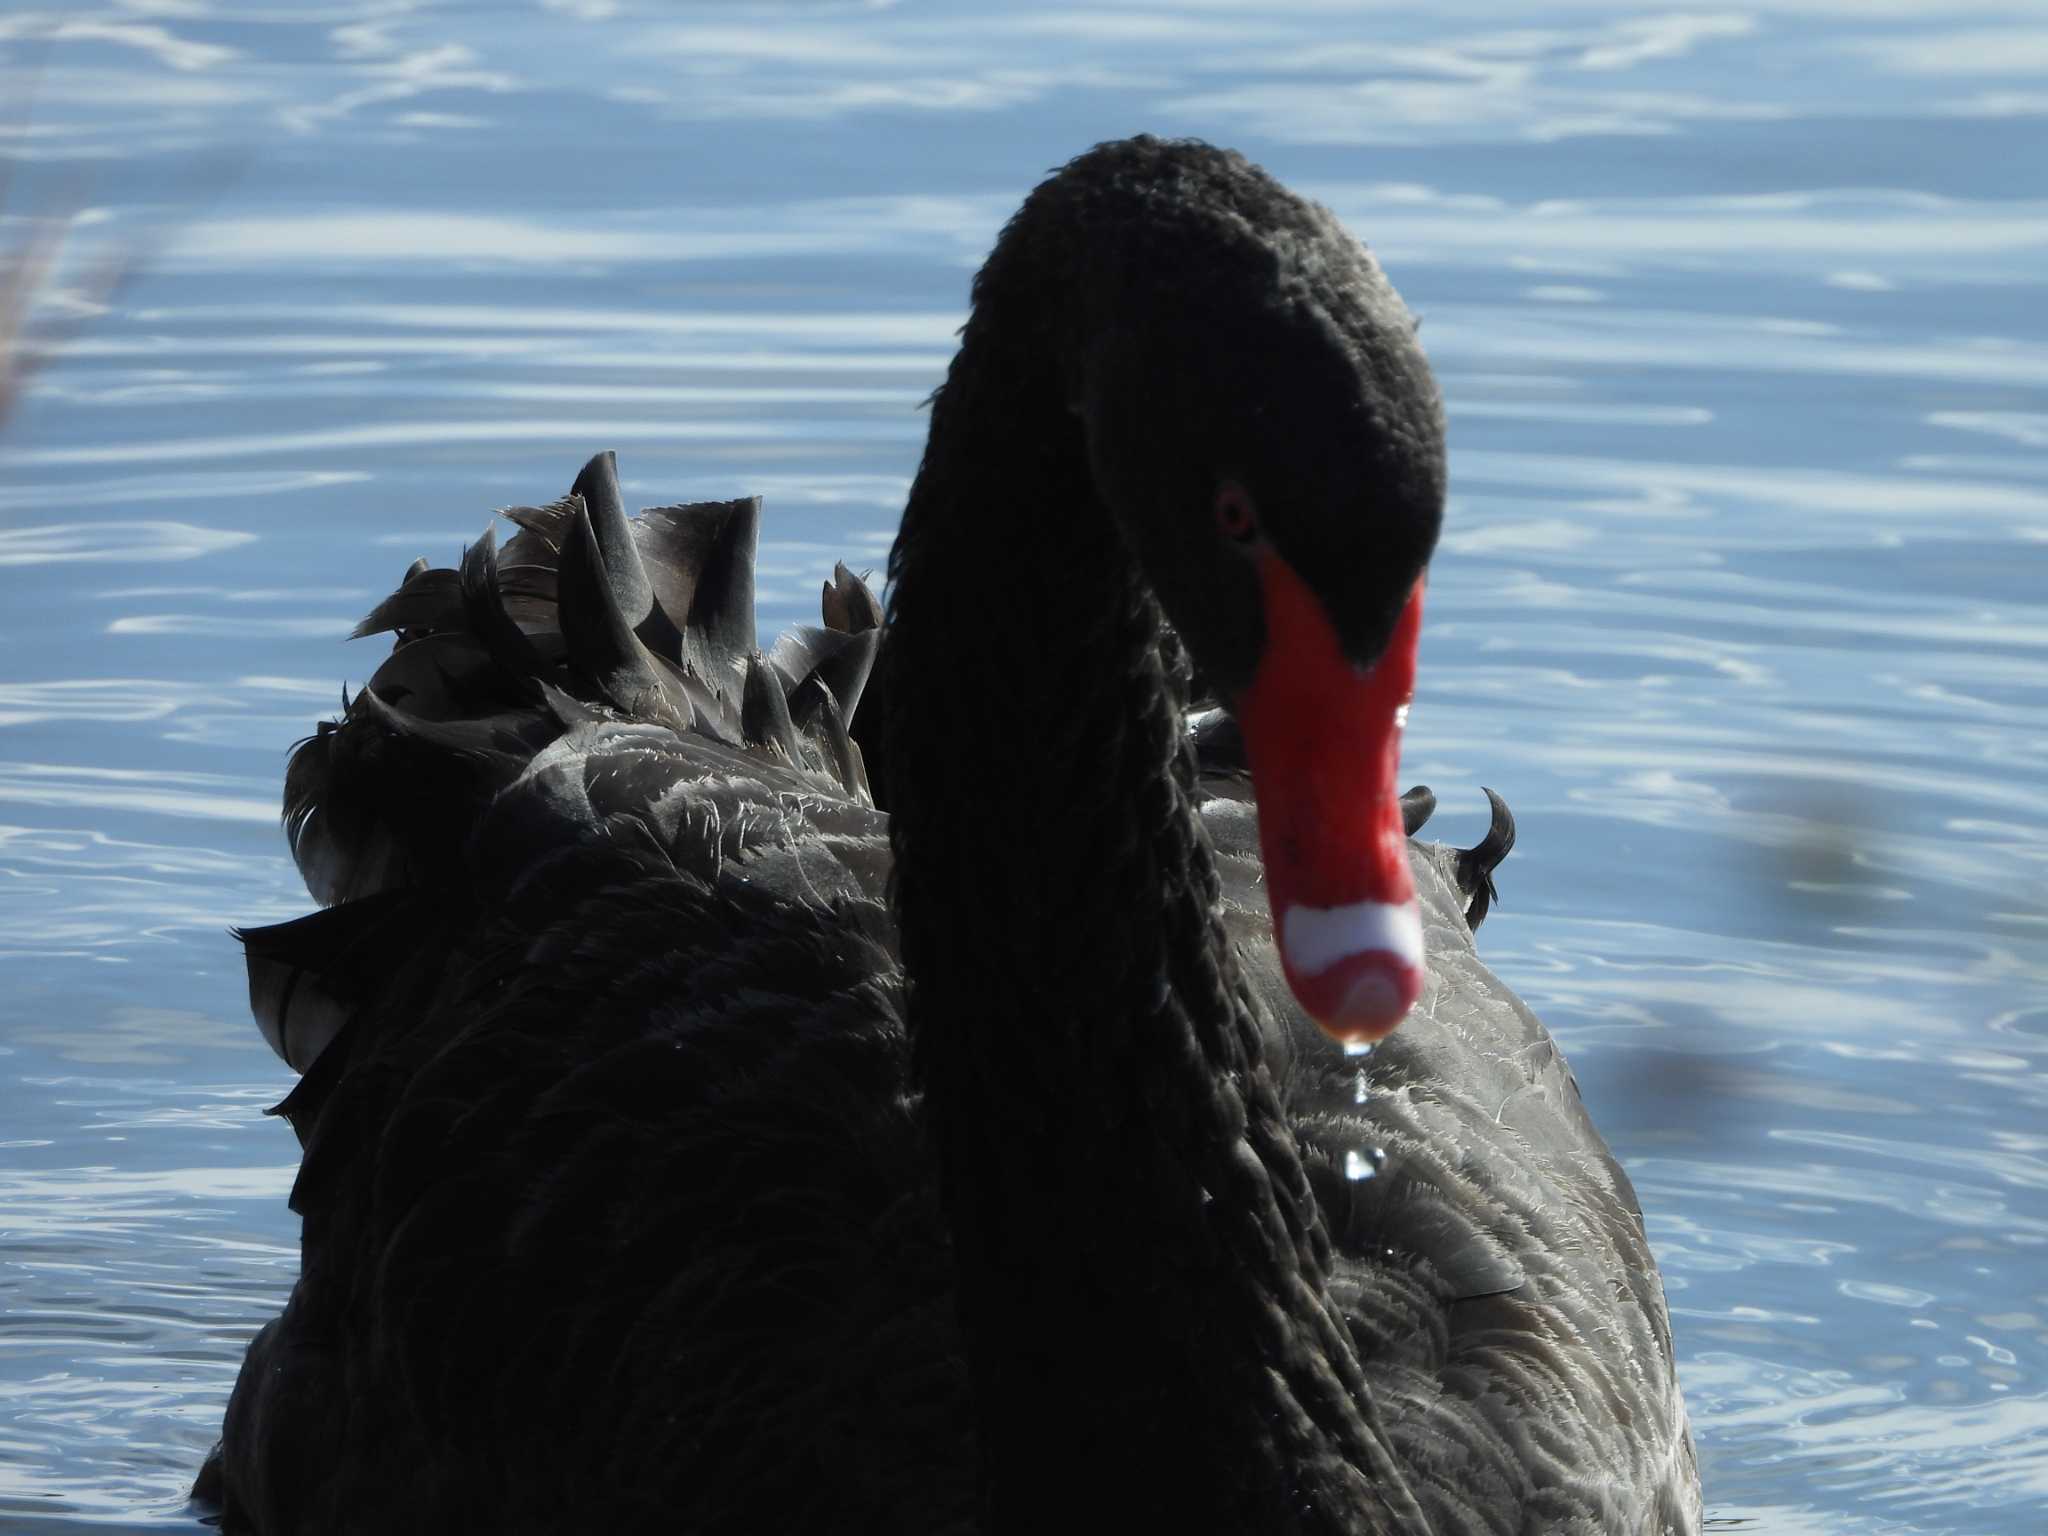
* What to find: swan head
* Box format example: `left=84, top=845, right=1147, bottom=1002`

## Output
left=1048, top=137, right=1446, bottom=1042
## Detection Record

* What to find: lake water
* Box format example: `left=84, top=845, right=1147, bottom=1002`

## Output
left=2, top=2, right=2045, bottom=1529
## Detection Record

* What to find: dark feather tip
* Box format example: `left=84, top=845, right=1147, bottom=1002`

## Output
left=1400, top=784, right=1437, bottom=839
left=1455, top=787, right=1516, bottom=930
left=570, top=448, right=656, bottom=631
left=740, top=650, right=799, bottom=763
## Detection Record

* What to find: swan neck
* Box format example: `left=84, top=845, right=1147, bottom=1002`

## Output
left=884, top=317, right=1397, bottom=1531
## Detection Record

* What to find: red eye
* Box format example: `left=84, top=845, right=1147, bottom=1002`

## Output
left=1215, top=482, right=1258, bottom=543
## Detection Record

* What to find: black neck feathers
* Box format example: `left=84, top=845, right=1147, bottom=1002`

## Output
left=882, top=162, right=1412, bottom=1533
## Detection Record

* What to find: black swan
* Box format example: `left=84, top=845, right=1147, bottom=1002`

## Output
left=198, top=138, right=1700, bottom=1534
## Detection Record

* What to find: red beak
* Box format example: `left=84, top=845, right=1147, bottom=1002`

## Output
left=1233, top=555, right=1425, bottom=1044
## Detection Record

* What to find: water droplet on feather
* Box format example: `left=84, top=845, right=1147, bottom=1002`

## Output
left=1344, top=1146, right=1386, bottom=1182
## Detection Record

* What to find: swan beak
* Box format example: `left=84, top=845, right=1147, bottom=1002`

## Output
left=1234, top=559, right=1426, bottom=1044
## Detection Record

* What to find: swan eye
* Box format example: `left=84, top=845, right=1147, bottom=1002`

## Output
left=1214, top=483, right=1258, bottom=544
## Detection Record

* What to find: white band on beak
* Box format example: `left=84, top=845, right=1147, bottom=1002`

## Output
left=1280, top=898, right=1424, bottom=979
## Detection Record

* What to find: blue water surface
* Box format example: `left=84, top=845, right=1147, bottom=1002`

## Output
left=2, top=2, right=2046, bottom=1529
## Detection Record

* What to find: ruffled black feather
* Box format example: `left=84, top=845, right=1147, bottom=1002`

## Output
left=263, top=451, right=885, bottom=1083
